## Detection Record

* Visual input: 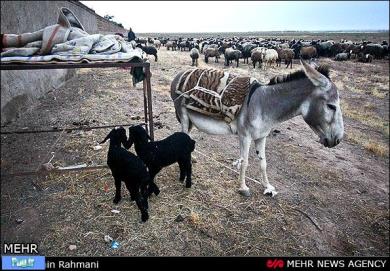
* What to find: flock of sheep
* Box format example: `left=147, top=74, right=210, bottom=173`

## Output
left=133, top=36, right=389, bottom=68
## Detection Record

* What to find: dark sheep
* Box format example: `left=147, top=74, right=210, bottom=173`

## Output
left=190, top=48, right=200, bottom=66
left=136, top=44, right=158, bottom=61
left=125, top=125, right=196, bottom=189
left=357, top=53, right=373, bottom=63
left=204, top=47, right=220, bottom=63
left=224, top=47, right=242, bottom=67
left=334, top=52, right=351, bottom=61
left=362, top=43, right=385, bottom=59
left=290, top=41, right=303, bottom=59
left=330, top=43, right=345, bottom=57
left=241, top=43, right=258, bottom=64
left=135, top=38, right=148, bottom=45
left=315, top=41, right=333, bottom=57
left=251, top=49, right=263, bottom=69
left=276, top=48, right=294, bottom=68
left=100, top=127, right=151, bottom=222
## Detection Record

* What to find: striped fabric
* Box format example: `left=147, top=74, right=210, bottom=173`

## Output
left=175, top=68, right=258, bottom=122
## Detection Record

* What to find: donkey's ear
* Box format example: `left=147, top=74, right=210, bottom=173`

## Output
left=300, top=59, right=330, bottom=88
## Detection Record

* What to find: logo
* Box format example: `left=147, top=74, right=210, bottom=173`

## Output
left=1, top=256, right=45, bottom=270
left=266, top=258, right=285, bottom=269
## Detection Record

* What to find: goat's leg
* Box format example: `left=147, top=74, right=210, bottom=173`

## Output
left=113, top=175, right=122, bottom=204
left=124, top=181, right=138, bottom=202
left=238, top=135, right=251, bottom=197
left=185, top=158, right=192, bottom=188
left=254, top=137, right=278, bottom=197
left=147, top=168, right=160, bottom=196
left=134, top=192, right=149, bottom=222
left=129, top=188, right=137, bottom=201
left=178, top=160, right=186, bottom=182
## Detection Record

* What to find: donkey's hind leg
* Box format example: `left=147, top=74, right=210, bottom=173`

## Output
left=254, top=137, right=278, bottom=197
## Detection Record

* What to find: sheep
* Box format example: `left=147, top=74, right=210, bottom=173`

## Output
left=100, top=127, right=151, bottom=222
left=190, top=48, right=200, bottom=66
left=362, top=43, right=385, bottom=59
left=276, top=48, right=294, bottom=68
left=251, top=49, right=263, bottom=69
left=166, top=40, right=177, bottom=51
left=316, top=41, right=334, bottom=57
left=204, top=47, right=221, bottom=63
left=330, top=42, right=345, bottom=57
left=334, top=52, right=351, bottom=61
left=357, top=53, right=373, bottom=63
left=241, top=43, right=258, bottom=63
left=136, top=44, right=158, bottom=61
left=202, top=43, right=218, bottom=54
left=224, top=47, right=242, bottom=67
left=300, top=46, right=317, bottom=59
left=135, top=38, right=148, bottom=45
left=149, top=38, right=161, bottom=49
left=262, top=48, right=279, bottom=70
left=190, top=42, right=200, bottom=50
left=178, top=40, right=191, bottom=51
left=125, top=125, right=196, bottom=189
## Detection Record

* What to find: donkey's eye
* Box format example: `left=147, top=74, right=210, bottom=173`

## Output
left=327, top=104, right=337, bottom=111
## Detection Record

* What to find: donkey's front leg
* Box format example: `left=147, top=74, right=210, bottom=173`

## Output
left=238, top=135, right=251, bottom=197
left=254, top=137, right=278, bottom=197
left=180, top=106, right=191, bottom=134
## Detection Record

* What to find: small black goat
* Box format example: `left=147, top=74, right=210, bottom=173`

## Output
left=136, top=44, right=158, bottom=61
left=100, top=126, right=151, bottom=222
left=125, top=125, right=196, bottom=190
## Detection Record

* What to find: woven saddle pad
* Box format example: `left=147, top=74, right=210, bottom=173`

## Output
left=175, top=68, right=258, bottom=122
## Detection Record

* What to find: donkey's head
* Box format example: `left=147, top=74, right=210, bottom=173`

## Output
left=300, top=60, right=344, bottom=148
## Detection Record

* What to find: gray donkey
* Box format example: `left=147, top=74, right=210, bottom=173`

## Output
left=170, top=60, right=344, bottom=197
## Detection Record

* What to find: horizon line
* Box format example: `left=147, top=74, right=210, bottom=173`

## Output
left=137, top=30, right=389, bottom=34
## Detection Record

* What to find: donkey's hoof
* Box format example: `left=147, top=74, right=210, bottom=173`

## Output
left=238, top=189, right=251, bottom=197
left=232, top=158, right=243, bottom=170
left=263, top=185, right=278, bottom=197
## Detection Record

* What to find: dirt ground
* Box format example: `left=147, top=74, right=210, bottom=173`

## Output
left=1, top=44, right=389, bottom=256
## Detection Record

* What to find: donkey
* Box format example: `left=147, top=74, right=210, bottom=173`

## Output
left=170, top=60, right=344, bottom=197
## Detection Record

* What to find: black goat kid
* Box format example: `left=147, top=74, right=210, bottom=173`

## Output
left=136, top=44, right=158, bottom=62
left=100, top=127, right=151, bottom=222
left=125, top=125, right=196, bottom=190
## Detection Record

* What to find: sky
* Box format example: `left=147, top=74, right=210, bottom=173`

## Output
left=81, top=1, right=389, bottom=33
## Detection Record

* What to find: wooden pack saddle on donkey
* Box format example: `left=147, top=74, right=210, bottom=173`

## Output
left=174, top=68, right=259, bottom=122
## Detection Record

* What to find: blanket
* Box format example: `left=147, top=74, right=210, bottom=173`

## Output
left=1, top=7, right=147, bottom=84
left=175, top=68, right=258, bottom=122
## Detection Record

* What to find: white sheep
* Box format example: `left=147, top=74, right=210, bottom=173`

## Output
left=262, top=49, right=279, bottom=70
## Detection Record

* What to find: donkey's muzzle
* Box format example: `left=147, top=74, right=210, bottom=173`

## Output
left=323, top=137, right=341, bottom=148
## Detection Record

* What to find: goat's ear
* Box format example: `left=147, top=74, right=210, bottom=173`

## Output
left=100, top=130, right=113, bottom=144
left=100, top=134, right=110, bottom=144
left=123, top=136, right=133, bottom=149
left=300, top=59, right=330, bottom=88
